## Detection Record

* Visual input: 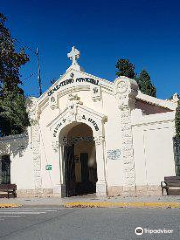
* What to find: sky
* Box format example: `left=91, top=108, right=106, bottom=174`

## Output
left=1, top=0, right=180, bottom=99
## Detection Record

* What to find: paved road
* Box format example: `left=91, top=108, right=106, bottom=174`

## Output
left=0, top=206, right=179, bottom=240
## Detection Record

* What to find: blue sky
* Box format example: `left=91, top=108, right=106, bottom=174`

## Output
left=1, top=0, right=180, bottom=98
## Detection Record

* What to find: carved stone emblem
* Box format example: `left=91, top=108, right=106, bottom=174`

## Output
left=90, top=85, right=101, bottom=102
left=49, top=94, right=58, bottom=110
left=117, top=80, right=128, bottom=94
left=26, top=97, right=40, bottom=125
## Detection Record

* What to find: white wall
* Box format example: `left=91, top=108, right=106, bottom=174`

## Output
left=102, top=91, right=124, bottom=186
left=0, top=134, right=35, bottom=190
left=11, top=146, right=34, bottom=190
left=132, top=112, right=176, bottom=187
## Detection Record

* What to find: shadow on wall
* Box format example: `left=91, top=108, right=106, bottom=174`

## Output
left=0, top=133, right=29, bottom=158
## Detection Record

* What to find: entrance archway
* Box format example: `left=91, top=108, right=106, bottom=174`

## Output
left=49, top=103, right=107, bottom=197
left=61, top=123, right=97, bottom=197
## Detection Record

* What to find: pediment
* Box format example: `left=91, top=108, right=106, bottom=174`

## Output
left=47, top=103, right=107, bottom=138
left=38, top=69, right=113, bottom=105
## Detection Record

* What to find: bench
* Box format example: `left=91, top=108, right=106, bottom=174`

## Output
left=0, top=184, right=17, bottom=198
left=161, top=176, right=180, bottom=195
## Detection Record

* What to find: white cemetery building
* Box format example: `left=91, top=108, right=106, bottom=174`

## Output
left=0, top=47, right=178, bottom=197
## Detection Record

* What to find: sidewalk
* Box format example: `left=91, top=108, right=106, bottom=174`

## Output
left=1, top=194, right=180, bottom=208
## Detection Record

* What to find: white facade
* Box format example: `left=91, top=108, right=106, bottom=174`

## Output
left=0, top=47, right=178, bottom=197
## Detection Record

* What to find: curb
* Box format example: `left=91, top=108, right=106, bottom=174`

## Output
left=64, top=201, right=180, bottom=208
left=0, top=204, right=21, bottom=208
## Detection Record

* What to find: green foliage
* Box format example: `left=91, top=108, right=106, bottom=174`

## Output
left=136, top=69, right=156, bottom=97
left=115, top=58, right=157, bottom=97
left=175, top=100, right=180, bottom=137
left=116, top=59, right=136, bottom=79
left=0, top=84, right=29, bottom=136
left=0, top=13, right=29, bottom=136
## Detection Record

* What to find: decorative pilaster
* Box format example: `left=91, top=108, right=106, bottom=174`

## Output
left=51, top=140, right=66, bottom=197
left=31, top=124, right=42, bottom=193
left=94, top=136, right=107, bottom=196
left=121, top=108, right=135, bottom=188
left=26, top=97, right=42, bottom=195
left=114, top=77, right=138, bottom=193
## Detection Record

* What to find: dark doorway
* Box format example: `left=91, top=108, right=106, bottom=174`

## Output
left=64, top=145, right=76, bottom=197
left=64, top=146, right=97, bottom=196
left=1, top=155, right=11, bottom=184
left=62, top=123, right=97, bottom=197
left=75, top=153, right=96, bottom=195
left=80, top=153, right=89, bottom=182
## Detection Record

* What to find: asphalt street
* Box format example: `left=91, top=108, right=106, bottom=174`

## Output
left=0, top=206, right=179, bottom=240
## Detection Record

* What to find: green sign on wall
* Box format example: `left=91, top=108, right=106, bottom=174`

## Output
left=46, top=164, right=52, bottom=171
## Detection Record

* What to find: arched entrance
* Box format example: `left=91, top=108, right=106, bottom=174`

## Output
left=49, top=102, right=107, bottom=197
left=61, top=123, right=97, bottom=197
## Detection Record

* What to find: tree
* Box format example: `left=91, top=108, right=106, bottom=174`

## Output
left=136, top=69, right=156, bottom=97
left=116, top=59, right=136, bottom=79
left=0, top=84, right=29, bottom=136
left=0, top=13, right=29, bottom=136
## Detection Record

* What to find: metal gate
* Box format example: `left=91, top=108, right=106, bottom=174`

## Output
left=173, top=137, right=180, bottom=176
left=64, top=145, right=76, bottom=197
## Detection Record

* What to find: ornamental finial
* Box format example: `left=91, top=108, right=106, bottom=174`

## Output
left=67, top=46, right=80, bottom=66
left=67, top=46, right=84, bottom=72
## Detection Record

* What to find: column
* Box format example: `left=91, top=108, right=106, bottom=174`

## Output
left=95, top=136, right=107, bottom=197
left=59, top=144, right=66, bottom=197
left=52, top=141, right=66, bottom=197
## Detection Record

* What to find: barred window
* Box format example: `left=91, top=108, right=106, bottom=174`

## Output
left=1, top=155, right=11, bottom=184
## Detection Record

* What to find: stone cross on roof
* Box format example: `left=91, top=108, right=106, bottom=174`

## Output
left=67, top=46, right=80, bottom=66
